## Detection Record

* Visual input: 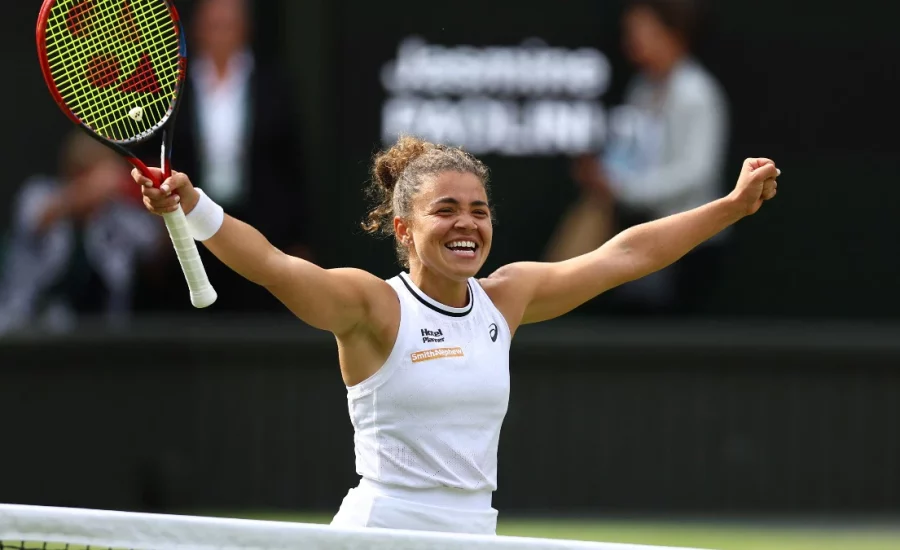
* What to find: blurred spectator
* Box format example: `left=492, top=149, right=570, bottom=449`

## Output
left=0, top=131, right=161, bottom=334
left=545, top=0, right=729, bottom=315
left=138, top=0, right=312, bottom=314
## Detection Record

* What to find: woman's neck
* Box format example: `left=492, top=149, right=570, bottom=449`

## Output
left=408, top=266, right=470, bottom=308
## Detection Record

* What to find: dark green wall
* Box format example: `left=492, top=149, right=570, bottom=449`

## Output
left=1, top=320, right=898, bottom=514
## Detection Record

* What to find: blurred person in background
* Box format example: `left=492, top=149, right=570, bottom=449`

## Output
left=136, top=0, right=312, bottom=315
left=0, top=131, right=161, bottom=335
left=545, top=0, right=729, bottom=316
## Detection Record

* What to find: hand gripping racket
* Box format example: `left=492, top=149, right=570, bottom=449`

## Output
left=36, top=0, right=217, bottom=308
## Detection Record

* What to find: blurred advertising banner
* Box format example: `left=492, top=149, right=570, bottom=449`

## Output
left=321, top=0, right=900, bottom=318
left=379, top=36, right=612, bottom=156
left=330, top=0, right=629, bottom=275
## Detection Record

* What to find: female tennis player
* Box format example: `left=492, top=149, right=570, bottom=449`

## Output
left=134, top=136, right=779, bottom=535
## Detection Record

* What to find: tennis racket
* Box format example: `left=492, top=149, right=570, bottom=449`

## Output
left=36, top=0, right=217, bottom=309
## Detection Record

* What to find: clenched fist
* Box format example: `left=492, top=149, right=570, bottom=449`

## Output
left=729, top=158, right=780, bottom=216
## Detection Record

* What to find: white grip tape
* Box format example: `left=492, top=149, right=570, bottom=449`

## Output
left=162, top=205, right=218, bottom=308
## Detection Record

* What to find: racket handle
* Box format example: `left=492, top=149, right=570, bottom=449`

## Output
left=162, top=206, right=217, bottom=308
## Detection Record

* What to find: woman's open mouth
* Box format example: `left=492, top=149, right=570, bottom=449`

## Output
left=445, top=240, right=478, bottom=259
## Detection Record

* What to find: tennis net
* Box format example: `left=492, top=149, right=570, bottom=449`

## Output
left=0, top=504, right=710, bottom=550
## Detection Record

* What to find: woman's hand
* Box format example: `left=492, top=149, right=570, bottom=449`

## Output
left=728, top=157, right=780, bottom=217
left=132, top=168, right=201, bottom=216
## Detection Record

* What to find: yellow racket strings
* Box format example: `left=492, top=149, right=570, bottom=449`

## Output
left=44, top=0, right=181, bottom=141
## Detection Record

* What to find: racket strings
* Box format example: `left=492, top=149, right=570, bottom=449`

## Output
left=49, top=0, right=178, bottom=135
left=47, top=5, right=173, bottom=139
left=43, top=0, right=182, bottom=142
left=49, top=4, right=143, bottom=129
left=48, top=0, right=176, bottom=124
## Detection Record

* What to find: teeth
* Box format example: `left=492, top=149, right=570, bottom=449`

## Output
left=447, top=240, right=476, bottom=249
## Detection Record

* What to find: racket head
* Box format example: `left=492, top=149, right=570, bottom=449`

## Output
left=36, top=0, right=187, bottom=152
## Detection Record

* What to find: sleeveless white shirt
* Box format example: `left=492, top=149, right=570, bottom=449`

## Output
left=345, top=272, right=511, bottom=492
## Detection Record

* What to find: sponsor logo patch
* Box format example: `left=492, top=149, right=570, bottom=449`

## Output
left=411, top=347, right=464, bottom=363
left=421, top=328, right=445, bottom=343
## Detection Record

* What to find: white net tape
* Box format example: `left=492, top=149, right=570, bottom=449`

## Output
left=0, top=504, right=712, bottom=550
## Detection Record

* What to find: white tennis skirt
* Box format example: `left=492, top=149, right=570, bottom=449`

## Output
left=330, top=478, right=498, bottom=535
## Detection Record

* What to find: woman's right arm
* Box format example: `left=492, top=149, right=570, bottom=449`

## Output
left=136, top=169, right=390, bottom=336
left=205, top=214, right=387, bottom=334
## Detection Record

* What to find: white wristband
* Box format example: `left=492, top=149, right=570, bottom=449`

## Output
left=185, top=189, right=224, bottom=241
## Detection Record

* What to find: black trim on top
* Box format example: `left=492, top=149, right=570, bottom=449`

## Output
left=398, top=273, right=474, bottom=318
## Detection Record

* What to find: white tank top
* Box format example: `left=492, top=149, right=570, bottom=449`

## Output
left=345, top=272, right=511, bottom=493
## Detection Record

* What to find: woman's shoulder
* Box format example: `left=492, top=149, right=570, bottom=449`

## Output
left=476, top=263, right=539, bottom=334
left=477, top=263, right=518, bottom=294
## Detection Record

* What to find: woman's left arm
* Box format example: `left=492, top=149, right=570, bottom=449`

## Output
left=488, top=158, right=780, bottom=327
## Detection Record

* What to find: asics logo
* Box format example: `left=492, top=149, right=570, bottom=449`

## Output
left=489, top=323, right=498, bottom=342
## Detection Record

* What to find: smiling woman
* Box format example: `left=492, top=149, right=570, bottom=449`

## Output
left=362, top=135, right=494, bottom=281
left=132, top=133, right=780, bottom=536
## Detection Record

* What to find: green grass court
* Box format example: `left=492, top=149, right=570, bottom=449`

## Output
left=4, top=513, right=898, bottom=549
left=233, top=513, right=900, bottom=550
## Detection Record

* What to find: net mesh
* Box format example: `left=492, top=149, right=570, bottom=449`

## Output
left=0, top=504, right=709, bottom=550
left=41, top=0, right=182, bottom=142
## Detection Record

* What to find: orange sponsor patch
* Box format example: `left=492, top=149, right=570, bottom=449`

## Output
left=411, top=347, right=464, bottom=363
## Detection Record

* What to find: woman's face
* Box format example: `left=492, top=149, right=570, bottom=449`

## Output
left=397, top=171, right=493, bottom=281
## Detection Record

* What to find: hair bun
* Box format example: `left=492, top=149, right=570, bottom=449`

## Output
left=373, top=135, right=431, bottom=192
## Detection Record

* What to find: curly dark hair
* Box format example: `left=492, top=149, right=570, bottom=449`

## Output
left=362, top=136, right=492, bottom=268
